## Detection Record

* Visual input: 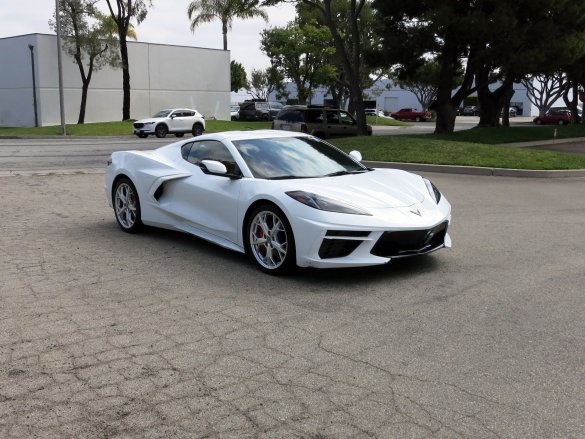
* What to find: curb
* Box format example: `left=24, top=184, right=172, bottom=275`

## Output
left=364, top=161, right=585, bottom=178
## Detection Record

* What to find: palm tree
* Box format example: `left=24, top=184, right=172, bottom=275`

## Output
left=187, top=0, right=268, bottom=51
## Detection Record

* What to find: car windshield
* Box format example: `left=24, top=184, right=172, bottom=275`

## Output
left=232, top=136, right=367, bottom=179
left=153, top=110, right=172, bottom=118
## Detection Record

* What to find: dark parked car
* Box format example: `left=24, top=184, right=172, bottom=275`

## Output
left=272, top=105, right=372, bottom=138
left=533, top=109, right=571, bottom=125
left=238, top=101, right=284, bottom=121
left=462, top=106, right=480, bottom=116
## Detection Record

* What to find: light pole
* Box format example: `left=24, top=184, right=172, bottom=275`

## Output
left=55, top=0, right=67, bottom=135
left=28, top=44, right=38, bottom=127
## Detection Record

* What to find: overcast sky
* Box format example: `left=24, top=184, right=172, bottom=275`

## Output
left=0, top=0, right=296, bottom=74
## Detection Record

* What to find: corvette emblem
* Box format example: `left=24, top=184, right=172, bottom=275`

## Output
left=410, top=209, right=422, bottom=216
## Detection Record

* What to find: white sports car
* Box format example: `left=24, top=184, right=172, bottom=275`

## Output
left=105, top=130, right=452, bottom=274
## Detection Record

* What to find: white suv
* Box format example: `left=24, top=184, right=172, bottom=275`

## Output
left=133, top=109, right=206, bottom=138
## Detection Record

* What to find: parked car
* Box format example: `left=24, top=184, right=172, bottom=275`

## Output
left=133, top=109, right=205, bottom=138
left=365, top=108, right=386, bottom=117
left=272, top=105, right=372, bottom=138
left=533, top=109, right=572, bottom=125
left=239, top=101, right=284, bottom=121
left=105, top=130, right=451, bottom=274
left=461, top=106, right=480, bottom=116
left=390, top=108, right=432, bottom=122
left=230, top=105, right=240, bottom=121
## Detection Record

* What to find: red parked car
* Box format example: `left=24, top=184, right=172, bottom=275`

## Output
left=533, top=109, right=571, bottom=125
left=390, top=108, right=432, bottom=122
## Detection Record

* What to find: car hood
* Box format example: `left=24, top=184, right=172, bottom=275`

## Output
left=135, top=117, right=165, bottom=124
left=277, top=169, right=425, bottom=208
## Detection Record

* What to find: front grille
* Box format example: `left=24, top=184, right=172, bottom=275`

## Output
left=371, top=222, right=448, bottom=258
left=319, top=239, right=362, bottom=259
left=134, top=122, right=144, bottom=128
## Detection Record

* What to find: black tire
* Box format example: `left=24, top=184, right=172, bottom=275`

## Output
left=113, top=178, right=143, bottom=233
left=137, top=133, right=148, bottom=139
left=174, top=133, right=185, bottom=137
left=415, top=116, right=421, bottom=122
left=535, top=119, right=543, bottom=125
left=261, top=114, right=270, bottom=121
left=558, top=120, right=566, bottom=125
left=155, top=124, right=168, bottom=138
left=245, top=204, right=296, bottom=275
left=192, top=123, right=204, bottom=136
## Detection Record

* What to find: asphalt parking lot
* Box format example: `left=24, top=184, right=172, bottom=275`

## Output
left=1, top=168, right=584, bottom=438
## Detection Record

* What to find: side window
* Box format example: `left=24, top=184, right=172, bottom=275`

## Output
left=326, top=110, right=340, bottom=124
left=277, top=110, right=303, bottom=123
left=186, top=140, right=240, bottom=175
left=339, top=111, right=356, bottom=125
left=181, top=142, right=193, bottom=160
left=307, top=110, right=323, bottom=123
left=184, top=111, right=195, bottom=117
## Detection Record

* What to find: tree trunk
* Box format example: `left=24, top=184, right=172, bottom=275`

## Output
left=78, top=81, right=89, bottom=124
left=222, top=21, right=228, bottom=51
left=119, top=35, right=131, bottom=121
left=476, top=67, right=514, bottom=128
left=563, top=82, right=580, bottom=124
left=434, top=101, right=457, bottom=134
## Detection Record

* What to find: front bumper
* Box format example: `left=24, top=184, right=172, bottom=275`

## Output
left=289, top=202, right=452, bottom=268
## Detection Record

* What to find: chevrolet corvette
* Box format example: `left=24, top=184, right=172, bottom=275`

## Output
left=105, top=130, right=452, bottom=274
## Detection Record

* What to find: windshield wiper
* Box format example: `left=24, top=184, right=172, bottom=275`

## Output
left=267, top=175, right=315, bottom=180
left=325, top=170, right=368, bottom=177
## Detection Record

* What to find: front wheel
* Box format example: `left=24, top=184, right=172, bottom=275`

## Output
left=155, top=124, right=168, bottom=138
left=246, top=204, right=296, bottom=274
left=535, top=119, right=543, bottom=125
left=113, top=178, right=143, bottom=233
left=415, top=116, right=421, bottom=122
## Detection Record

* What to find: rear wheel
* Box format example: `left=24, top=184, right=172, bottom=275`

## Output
left=245, top=204, right=296, bottom=275
left=535, top=118, right=543, bottom=125
left=558, top=120, right=566, bottom=125
left=113, top=178, right=143, bottom=233
left=192, top=123, right=204, bottom=136
left=415, top=116, right=422, bottom=122
left=155, top=124, right=168, bottom=138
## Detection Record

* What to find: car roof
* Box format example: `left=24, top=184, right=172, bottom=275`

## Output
left=193, top=130, right=312, bottom=143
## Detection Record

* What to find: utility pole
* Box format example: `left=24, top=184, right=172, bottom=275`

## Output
left=28, top=44, right=39, bottom=127
left=55, top=0, right=67, bottom=135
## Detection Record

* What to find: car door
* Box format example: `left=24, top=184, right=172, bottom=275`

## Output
left=168, top=110, right=185, bottom=132
left=325, top=109, right=343, bottom=136
left=339, top=110, right=358, bottom=135
left=163, top=140, right=243, bottom=244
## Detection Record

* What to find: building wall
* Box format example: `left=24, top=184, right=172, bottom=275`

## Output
left=0, top=34, right=230, bottom=127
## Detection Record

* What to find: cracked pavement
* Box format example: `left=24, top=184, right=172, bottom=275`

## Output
left=1, top=171, right=584, bottom=438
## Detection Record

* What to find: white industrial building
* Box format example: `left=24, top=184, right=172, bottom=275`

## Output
left=0, top=33, right=231, bottom=127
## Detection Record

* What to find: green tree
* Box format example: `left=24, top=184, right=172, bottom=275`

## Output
left=372, top=0, right=585, bottom=133
left=263, top=0, right=375, bottom=135
left=260, top=20, right=336, bottom=104
left=246, top=66, right=286, bottom=100
left=187, top=0, right=268, bottom=51
left=392, top=61, right=451, bottom=112
left=50, top=0, right=120, bottom=124
left=103, top=0, right=151, bottom=121
left=230, top=60, right=247, bottom=92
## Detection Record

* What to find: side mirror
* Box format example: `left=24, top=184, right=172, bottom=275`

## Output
left=201, top=160, right=227, bottom=175
left=349, top=150, right=362, bottom=162
left=170, top=114, right=176, bottom=119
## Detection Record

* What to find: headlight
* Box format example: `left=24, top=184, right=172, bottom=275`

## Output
left=423, top=178, right=441, bottom=204
left=286, top=191, right=371, bottom=215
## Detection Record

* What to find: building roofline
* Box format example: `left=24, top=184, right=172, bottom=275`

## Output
left=0, top=32, right=229, bottom=53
